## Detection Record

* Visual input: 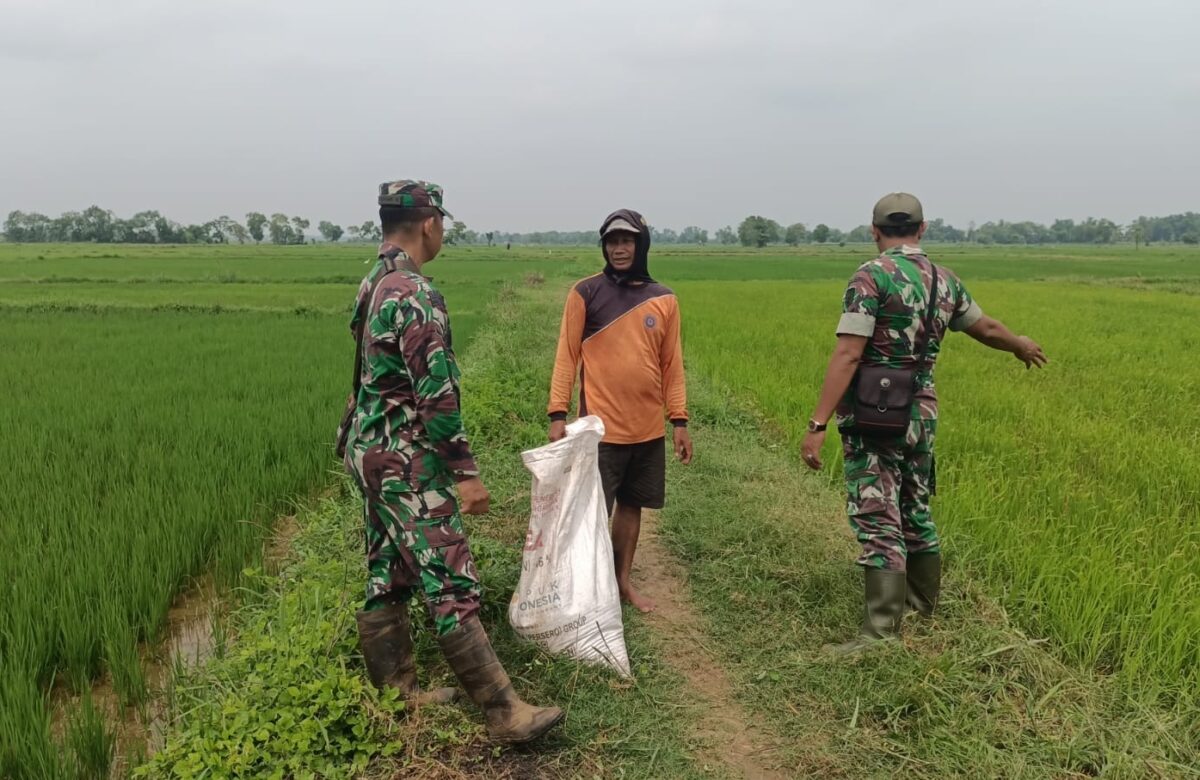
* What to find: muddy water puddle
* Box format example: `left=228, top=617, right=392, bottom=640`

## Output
left=50, top=577, right=221, bottom=775
left=48, top=510, right=308, bottom=775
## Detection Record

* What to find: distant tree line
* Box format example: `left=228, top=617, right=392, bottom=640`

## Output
left=725, top=213, right=1200, bottom=247
left=0, top=206, right=494, bottom=248
left=489, top=230, right=594, bottom=245
left=4, top=206, right=1199, bottom=247
left=1, top=207, right=375, bottom=246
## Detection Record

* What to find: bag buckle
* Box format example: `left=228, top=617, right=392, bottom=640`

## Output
left=877, top=376, right=891, bottom=411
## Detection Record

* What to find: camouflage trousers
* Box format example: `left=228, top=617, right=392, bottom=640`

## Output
left=353, top=473, right=483, bottom=637
left=841, top=417, right=939, bottom=571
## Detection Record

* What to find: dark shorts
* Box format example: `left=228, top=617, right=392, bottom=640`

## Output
left=598, top=437, right=666, bottom=514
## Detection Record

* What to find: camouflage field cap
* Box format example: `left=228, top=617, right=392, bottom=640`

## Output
left=872, top=192, right=923, bottom=227
left=378, top=180, right=454, bottom=219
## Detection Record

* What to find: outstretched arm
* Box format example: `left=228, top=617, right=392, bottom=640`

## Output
left=964, top=315, right=1048, bottom=369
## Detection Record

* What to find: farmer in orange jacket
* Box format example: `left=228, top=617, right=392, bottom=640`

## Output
left=547, top=209, right=693, bottom=612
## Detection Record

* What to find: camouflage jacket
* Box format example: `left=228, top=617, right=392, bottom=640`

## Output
left=344, top=244, right=478, bottom=487
left=835, top=244, right=983, bottom=422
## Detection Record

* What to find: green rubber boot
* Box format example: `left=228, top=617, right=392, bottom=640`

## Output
left=356, top=603, right=459, bottom=706
left=824, top=568, right=907, bottom=656
left=905, top=553, right=941, bottom=617
left=439, top=617, right=565, bottom=744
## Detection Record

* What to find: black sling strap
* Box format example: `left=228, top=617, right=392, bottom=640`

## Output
left=350, top=255, right=399, bottom=395
left=336, top=255, right=399, bottom=458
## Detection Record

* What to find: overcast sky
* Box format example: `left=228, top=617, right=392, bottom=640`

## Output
left=3, top=0, right=1198, bottom=233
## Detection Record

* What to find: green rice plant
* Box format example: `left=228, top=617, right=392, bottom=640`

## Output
left=0, top=242, right=579, bottom=284
left=4, top=241, right=1195, bottom=773
left=65, top=694, right=115, bottom=780
left=0, top=281, right=357, bottom=312
left=0, top=671, right=61, bottom=779
left=650, top=243, right=1200, bottom=284
left=0, top=309, right=349, bottom=774
left=657, top=372, right=1197, bottom=776
left=102, top=619, right=147, bottom=709
left=676, top=278, right=1200, bottom=698
left=0, top=244, right=577, bottom=773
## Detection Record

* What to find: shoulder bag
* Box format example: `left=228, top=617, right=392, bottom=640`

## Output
left=849, top=261, right=939, bottom=437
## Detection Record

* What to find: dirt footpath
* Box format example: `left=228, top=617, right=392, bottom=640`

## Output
left=633, top=512, right=789, bottom=780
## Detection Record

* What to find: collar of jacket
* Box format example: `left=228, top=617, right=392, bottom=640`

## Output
left=886, top=243, right=926, bottom=257
left=377, top=242, right=426, bottom=277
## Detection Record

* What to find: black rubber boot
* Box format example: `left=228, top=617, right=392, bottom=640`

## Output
left=905, top=553, right=941, bottom=617
left=824, top=568, right=907, bottom=656
left=439, top=617, right=564, bottom=744
left=356, top=602, right=458, bottom=705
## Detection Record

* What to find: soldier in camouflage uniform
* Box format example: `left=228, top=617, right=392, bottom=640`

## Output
left=344, top=180, right=563, bottom=743
left=800, top=193, right=1048, bottom=654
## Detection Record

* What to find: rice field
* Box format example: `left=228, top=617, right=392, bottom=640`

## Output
left=675, top=265, right=1200, bottom=698
left=0, top=243, right=565, bottom=777
left=2, top=241, right=1197, bottom=775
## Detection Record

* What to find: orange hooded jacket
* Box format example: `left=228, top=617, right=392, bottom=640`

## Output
left=547, top=209, right=688, bottom=444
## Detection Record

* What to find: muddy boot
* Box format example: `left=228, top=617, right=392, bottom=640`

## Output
left=356, top=603, right=459, bottom=705
left=905, top=553, right=941, bottom=618
left=824, top=569, right=907, bottom=656
left=438, top=617, right=564, bottom=744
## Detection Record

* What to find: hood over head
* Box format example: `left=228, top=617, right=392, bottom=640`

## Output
left=599, top=209, right=654, bottom=285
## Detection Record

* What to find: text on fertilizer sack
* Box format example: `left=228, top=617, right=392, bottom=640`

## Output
left=524, top=614, right=589, bottom=642
left=530, top=490, right=562, bottom=517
